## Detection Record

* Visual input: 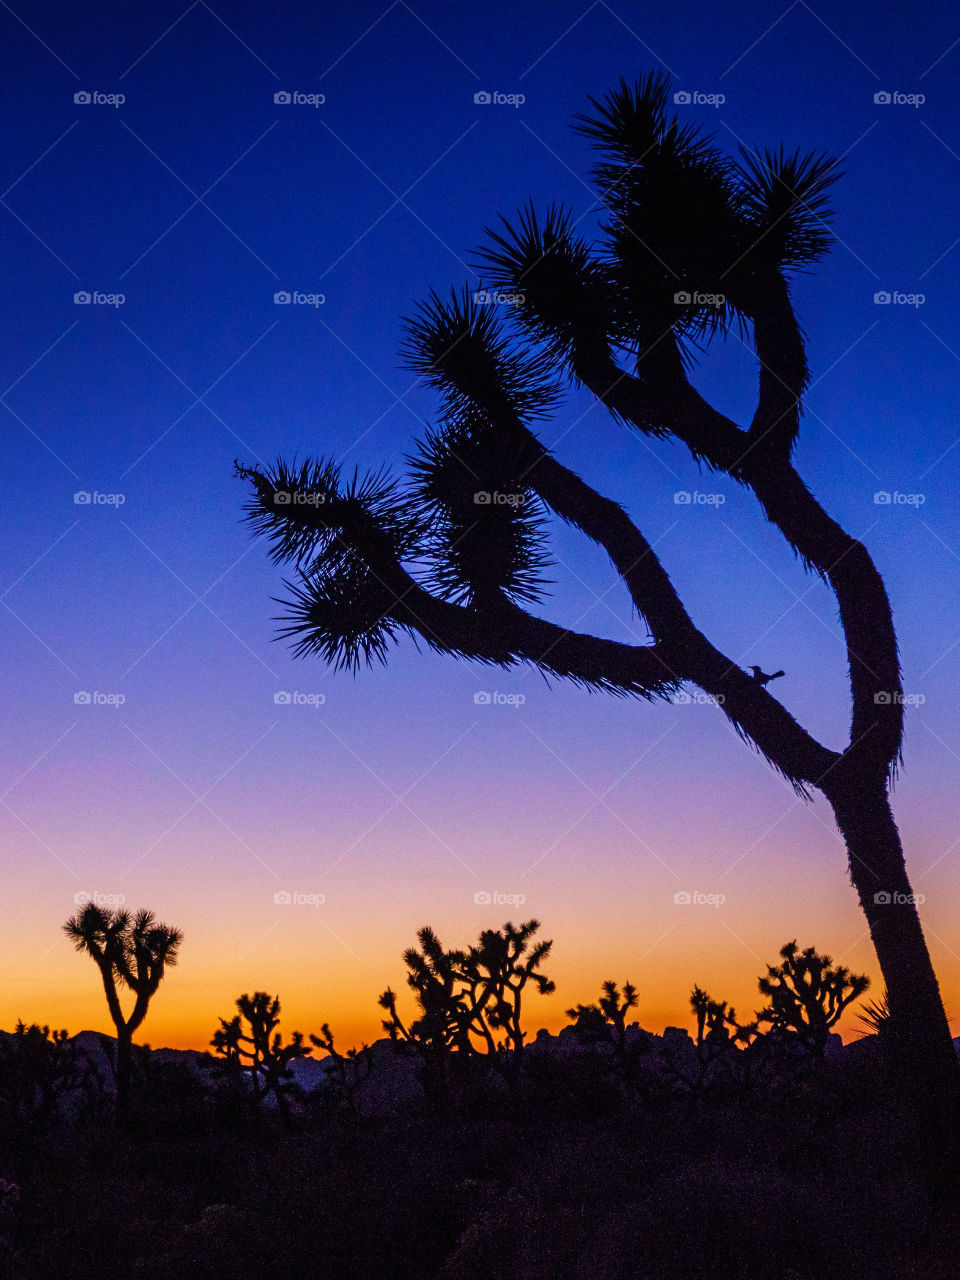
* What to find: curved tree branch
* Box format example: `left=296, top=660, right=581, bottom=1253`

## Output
left=567, top=335, right=903, bottom=776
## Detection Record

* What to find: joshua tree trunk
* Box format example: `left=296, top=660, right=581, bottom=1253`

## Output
left=825, top=772, right=959, bottom=1102
left=115, top=1028, right=132, bottom=1117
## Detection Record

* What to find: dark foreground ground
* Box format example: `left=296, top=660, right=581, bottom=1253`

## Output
left=0, top=1048, right=957, bottom=1280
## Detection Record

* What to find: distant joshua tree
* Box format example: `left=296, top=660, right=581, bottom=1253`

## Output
left=309, top=1023, right=372, bottom=1112
left=379, top=926, right=472, bottom=1108
left=663, top=986, right=756, bottom=1111
left=567, top=979, right=639, bottom=1058
left=757, top=940, right=869, bottom=1057
left=211, top=992, right=310, bottom=1124
left=459, top=920, right=555, bottom=1091
left=63, top=904, right=182, bottom=1115
left=238, top=72, right=958, bottom=1119
left=379, top=920, right=553, bottom=1102
left=0, top=1022, right=89, bottom=1126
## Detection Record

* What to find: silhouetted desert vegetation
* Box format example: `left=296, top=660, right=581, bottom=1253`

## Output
left=4, top=48, right=958, bottom=1280
left=0, top=912, right=957, bottom=1279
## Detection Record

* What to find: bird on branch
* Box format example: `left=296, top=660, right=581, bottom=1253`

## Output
left=748, top=665, right=785, bottom=687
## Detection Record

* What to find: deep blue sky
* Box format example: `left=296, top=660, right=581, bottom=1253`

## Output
left=2, top=0, right=960, bottom=1045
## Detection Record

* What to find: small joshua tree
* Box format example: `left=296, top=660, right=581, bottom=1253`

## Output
left=458, top=920, right=555, bottom=1092
left=309, top=1023, right=372, bottom=1112
left=0, top=1022, right=89, bottom=1126
left=379, top=926, right=472, bottom=1108
left=379, top=920, right=554, bottom=1103
left=757, top=940, right=869, bottom=1058
left=662, top=985, right=756, bottom=1110
left=567, top=979, right=639, bottom=1057
left=63, top=904, right=182, bottom=1115
left=211, top=992, right=310, bottom=1124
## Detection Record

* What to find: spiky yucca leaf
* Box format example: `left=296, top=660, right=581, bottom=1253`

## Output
left=574, top=75, right=739, bottom=233
left=238, top=458, right=427, bottom=670
left=236, top=457, right=343, bottom=567
left=857, top=991, right=890, bottom=1039
left=477, top=203, right=615, bottom=371
left=400, top=285, right=561, bottom=422
left=407, top=421, right=552, bottom=606
left=571, top=76, right=749, bottom=352
left=275, top=557, right=405, bottom=670
left=571, top=72, right=673, bottom=170
left=734, top=147, right=842, bottom=273
left=236, top=458, right=424, bottom=573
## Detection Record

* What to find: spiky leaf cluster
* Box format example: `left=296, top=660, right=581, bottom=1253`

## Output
left=237, top=458, right=427, bottom=670
left=477, top=74, right=841, bottom=377
left=400, top=286, right=561, bottom=422
left=276, top=561, right=406, bottom=669
left=236, top=458, right=423, bottom=572
left=734, top=146, right=842, bottom=274
left=63, top=905, right=182, bottom=992
left=407, top=422, right=551, bottom=605
left=400, top=289, right=558, bottom=604
left=478, top=205, right=617, bottom=371
left=576, top=76, right=744, bottom=345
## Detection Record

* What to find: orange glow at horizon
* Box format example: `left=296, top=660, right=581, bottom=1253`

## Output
left=7, top=859, right=959, bottom=1054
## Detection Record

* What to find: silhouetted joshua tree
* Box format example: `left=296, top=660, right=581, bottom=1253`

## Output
left=309, top=1023, right=372, bottom=1111
left=379, top=926, right=472, bottom=1108
left=757, top=940, right=869, bottom=1058
left=379, top=921, right=553, bottom=1102
left=568, top=979, right=639, bottom=1058
left=0, top=1022, right=89, bottom=1126
left=458, top=920, right=555, bottom=1091
left=63, top=904, right=182, bottom=1116
left=664, top=985, right=756, bottom=1111
left=238, top=72, right=958, bottom=1115
left=211, top=992, right=310, bottom=1125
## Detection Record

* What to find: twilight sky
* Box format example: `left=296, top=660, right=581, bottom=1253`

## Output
left=2, top=0, right=960, bottom=1050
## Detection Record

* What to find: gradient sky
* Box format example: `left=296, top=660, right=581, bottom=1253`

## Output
left=2, top=0, right=960, bottom=1052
